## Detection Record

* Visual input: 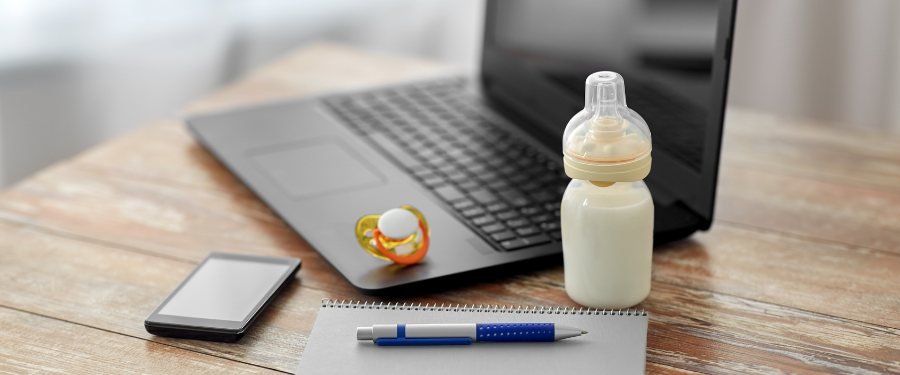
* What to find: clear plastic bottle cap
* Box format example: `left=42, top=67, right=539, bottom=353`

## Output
left=562, top=71, right=652, bottom=183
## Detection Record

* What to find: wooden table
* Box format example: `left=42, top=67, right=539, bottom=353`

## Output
left=2, top=43, right=899, bottom=374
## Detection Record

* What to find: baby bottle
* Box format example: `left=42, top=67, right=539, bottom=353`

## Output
left=560, top=71, right=653, bottom=309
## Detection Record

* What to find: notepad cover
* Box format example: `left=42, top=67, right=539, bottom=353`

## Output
left=295, top=301, right=648, bottom=374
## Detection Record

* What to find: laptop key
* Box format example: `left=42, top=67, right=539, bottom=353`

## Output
left=548, top=231, right=562, bottom=240
left=485, top=201, right=509, bottom=213
left=500, top=233, right=551, bottom=251
left=452, top=198, right=475, bottom=210
left=516, top=226, right=541, bottom=236
left=520, top=206, right=542, bottom=215
left=491, top=230, right=517, bottom=242
left=471, top=215, right=496, bottom=226
left=468, top=188, right=498, bottom=204
left=540, top=221, right=561, bottom=231
left=495, top=210, right=519, bottom=221
left=506, top=218, right=530, bottom=228
left=496, top=165, right=518, bottom=176
left=480, top=223, right=506, bottom=233
left=457, top=180, right=481, bottom=190
left=446, top=172, right=470, bottom=183
left=487, top=180, right=511, bottom=190
left=461, top=207, right=486, bottom=218
left=530, top=214, right=554, bottom=223
left=498, top=189, right=530, bottom=207
left=434, top=185, right=466, bottom=202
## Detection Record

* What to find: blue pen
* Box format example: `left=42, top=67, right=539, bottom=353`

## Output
left=356, top=323, right=587, bottom=346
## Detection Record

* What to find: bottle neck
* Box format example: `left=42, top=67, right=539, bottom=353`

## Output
left=590, top=181, right=615, bottom=187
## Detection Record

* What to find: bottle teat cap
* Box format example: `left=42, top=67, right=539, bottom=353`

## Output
left=562, top=71, right=652, bottom=183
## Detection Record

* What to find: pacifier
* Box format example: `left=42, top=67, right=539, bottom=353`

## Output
left=355, top=206, right=430, bottom=265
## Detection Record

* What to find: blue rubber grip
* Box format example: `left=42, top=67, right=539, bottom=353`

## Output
left=376, top=338, right=473, bottom=346
left=475, top=323, right=555, bottom=342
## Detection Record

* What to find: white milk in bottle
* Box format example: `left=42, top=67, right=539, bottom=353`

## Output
left=560, top=72, right=654, bottom=309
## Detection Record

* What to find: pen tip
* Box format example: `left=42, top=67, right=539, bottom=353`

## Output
left=582, top=331, right=588, bottom=334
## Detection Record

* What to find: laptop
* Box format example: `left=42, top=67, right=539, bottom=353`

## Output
left=186, top=0, right=738, bottom=295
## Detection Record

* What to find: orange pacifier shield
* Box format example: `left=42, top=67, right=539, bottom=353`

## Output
left=355, top=206, right=430, bottom=265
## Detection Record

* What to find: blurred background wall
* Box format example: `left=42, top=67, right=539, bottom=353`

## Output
left=0, top=0, right=898, bottom=188
left=729, top=0, right=900, bottom=134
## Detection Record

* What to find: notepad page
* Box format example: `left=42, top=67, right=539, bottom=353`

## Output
left=295, top=305, right=647, bottom=374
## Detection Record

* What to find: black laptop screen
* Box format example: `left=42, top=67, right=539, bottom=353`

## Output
left=482, top=0, right=735, bottom=224
left=487, top=0, right=723, bottom=173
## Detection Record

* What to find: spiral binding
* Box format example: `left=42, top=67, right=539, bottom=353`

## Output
left=320, top=299, right=647, bottom=316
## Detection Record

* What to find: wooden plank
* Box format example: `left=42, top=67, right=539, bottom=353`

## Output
left=0, top=306, right=279, bottom=374
left=641, top=284, right=900, bottom=374
left=3, top=163, right=900, bottom=330
left=716, top=165, right=900, bottom=254
left=722, top=108, right=900, bottom=194
left=0, top=163, right=357, bottom=296
left=0, top=220, right=898, bottom=373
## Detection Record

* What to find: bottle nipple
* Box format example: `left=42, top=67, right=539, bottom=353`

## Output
left=586, top=82, right=626, bottom=143
left=561, top=71, right=652, bottom=183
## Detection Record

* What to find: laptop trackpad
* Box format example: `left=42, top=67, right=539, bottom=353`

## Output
left=250, top=138, right=385, bottom=199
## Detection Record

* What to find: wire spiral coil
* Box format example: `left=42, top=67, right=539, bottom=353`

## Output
left=321, top=299, right=647, bottom=316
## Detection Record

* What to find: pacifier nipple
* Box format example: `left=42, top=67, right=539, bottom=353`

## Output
left=561, top=71, right=653, bottom=183
left=377, top=208, right=419, bottom=240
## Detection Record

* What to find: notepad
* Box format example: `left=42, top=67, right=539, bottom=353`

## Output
left=295, top=299, right=648, bottom=374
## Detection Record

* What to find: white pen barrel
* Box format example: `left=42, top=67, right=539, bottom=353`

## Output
left=405, top=324, right=477, bottom=340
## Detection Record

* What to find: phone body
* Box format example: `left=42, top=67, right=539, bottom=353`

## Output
left=145, top=252, right=301, bottom=342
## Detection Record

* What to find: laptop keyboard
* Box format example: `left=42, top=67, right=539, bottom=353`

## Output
left=322, top=78, right=569, bottom=252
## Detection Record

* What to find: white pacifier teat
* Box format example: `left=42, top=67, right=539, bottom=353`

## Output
left=377, top=208, right=419, bottom=240
left=355, top=206, right=430, bottom=265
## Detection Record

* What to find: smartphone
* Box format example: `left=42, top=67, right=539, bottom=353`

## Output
left=145, top=252, right=301, bottom=342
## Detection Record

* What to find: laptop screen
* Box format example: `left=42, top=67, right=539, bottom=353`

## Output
left=481, top=0, right=736, bottom=226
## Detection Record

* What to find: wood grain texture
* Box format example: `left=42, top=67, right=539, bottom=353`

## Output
left=2, top=42, right=900, bottom=374
left=722, top=108, right=900, bottom=194
left=717, top=164, right=900, bottom=254
left=0, top=306, right=279, bottom=374
left=1, top=217, right=899, bottom=374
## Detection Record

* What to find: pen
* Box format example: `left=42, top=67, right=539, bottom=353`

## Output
left=356, top=323, right=587, bottom=346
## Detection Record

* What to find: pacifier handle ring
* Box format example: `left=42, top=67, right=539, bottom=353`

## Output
left=372, top=221, right=429, bottom=265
